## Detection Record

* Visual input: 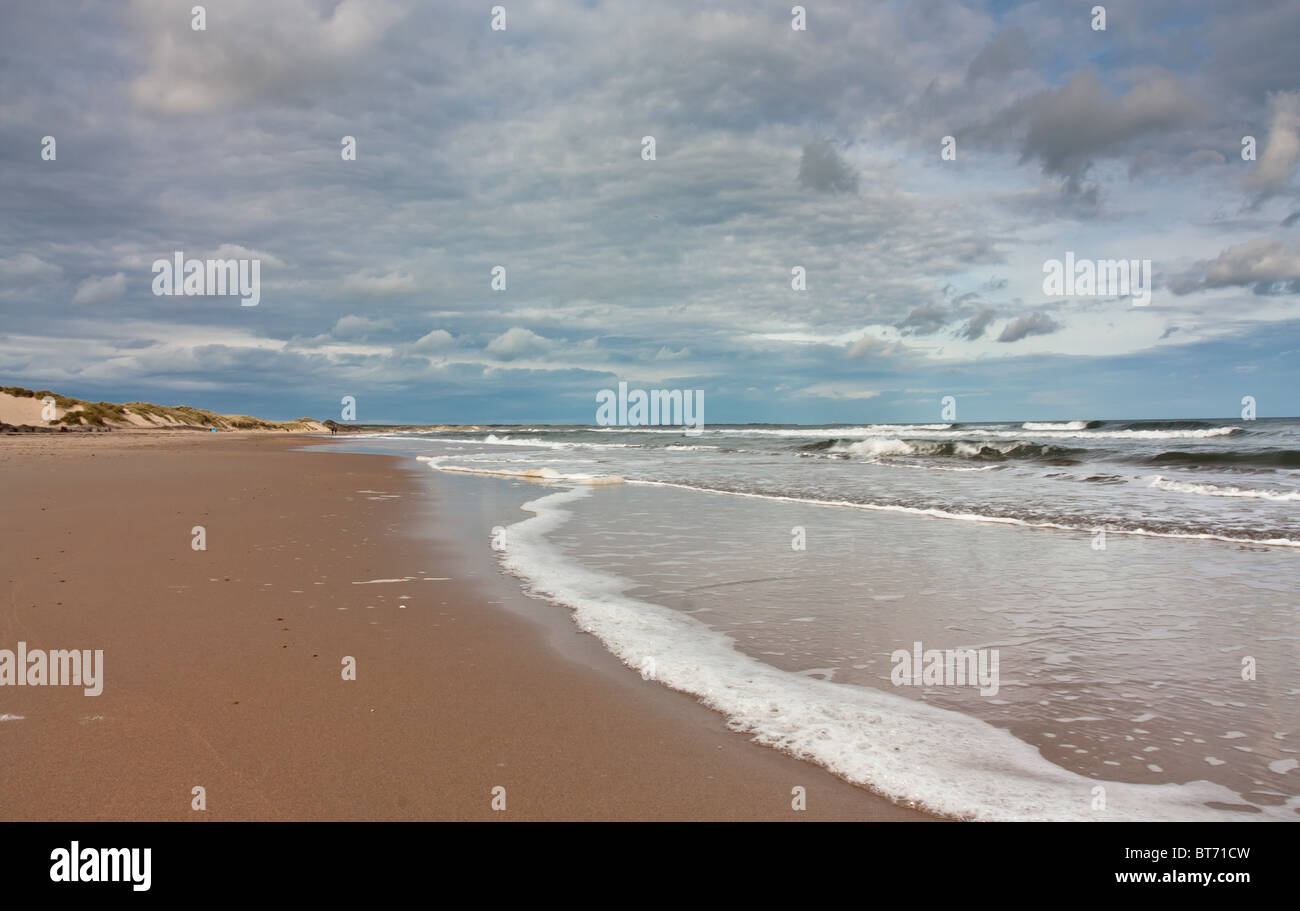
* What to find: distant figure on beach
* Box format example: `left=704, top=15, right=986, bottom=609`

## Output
left=324, top=419, right=339, bottom=435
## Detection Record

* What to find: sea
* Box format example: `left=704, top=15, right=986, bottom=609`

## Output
left=323, top=417, right=1300, bottom=821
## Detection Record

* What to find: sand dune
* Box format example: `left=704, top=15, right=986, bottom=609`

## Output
left=0, top=386, right=328, bottom=432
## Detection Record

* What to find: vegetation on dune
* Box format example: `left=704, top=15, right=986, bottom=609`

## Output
left=56, top=401, right=128, bottom=426
left=1, top=386, right=77, bottom=408
left=2, top=385, right=323, bottom=430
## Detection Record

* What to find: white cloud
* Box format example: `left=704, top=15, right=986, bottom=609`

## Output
left=72, top=272, right=127, bottom=305
left=1204, top=238, right=1300, bottom=287
left=845, top=334, right=894, bottom=359
left=331, top=315, right=394, bottom=339
left=128, top=0, right=405, bottom=114
left=341, top=269, right=418, bottom=297
left=0, top=253, right=61, bottom=283
left=486, top=327, right=553, bottom=360
left=410, top=329, right=454, bottom=352
left=1245, top=91, right=1300, bottom=195
left=211, top=244, right=286, bottom=268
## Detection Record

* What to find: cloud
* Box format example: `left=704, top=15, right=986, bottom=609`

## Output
left=0, top=253, right=62, bottom=283
left=1245, top=91, right=1300, bottom=197
left=486, top=327, right=553, bottom=360
left=960, top=308, right=997, bottom=340
left=72, top=272, right=127, bottom=305
left=341, top=270, right=418, bottom=297
left=3, top=2, right=1300, bottom=422
left=896, top=303, right=952, bottom=335
left=653, top=346, right=691, bottom=361
left=332, top=315, right=393, bottom=339
left=965, top=27, right=1029, bottom=83
left=844, top=334, right=892, bottom=359
left=798, top=383, right=880, bottom=400
left=410, top=329, right=454, bottom=353
left=128, top=0, right=404, bottom=114
left=797, top=140, right=859, bottom=193
left=1202, top=237, right=1300, bottom=292
left=997, top=312, right=1060, bottom=343
left=211, top=244, right=286, bottom=268
left=1180, top=149, right=1226, bottom=171
left=1018, top=72, right=1199, bottom=186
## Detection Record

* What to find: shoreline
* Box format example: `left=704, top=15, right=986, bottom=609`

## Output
left=0, top=432, right=934, bottom=821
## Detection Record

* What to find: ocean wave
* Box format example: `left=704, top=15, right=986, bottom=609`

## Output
left=803, top=438, right=1083, bottom=463
left=495, top=487, right=1295, bottom=820
left=789, top=426, right=1239, bottom=442
left=1022, top=421, right=1101, bottom=431
left=634, top=425, right=957, bottom=437
left=971, top=427, right=1240, bottom=441
left=834, top=438, right=918, bottom=458
left=427, top=424, right=1242, bottom=444
left=623, top=478, right=1300, bottom=548
left=1148, top=475, right=1300, bottom=501
left=1119, top=420, right=1222, bottom=431
left=1146, top=448, right=1300, bottom=469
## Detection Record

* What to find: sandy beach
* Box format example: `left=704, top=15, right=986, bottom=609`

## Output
left=0, top=432, right=930, bottom=821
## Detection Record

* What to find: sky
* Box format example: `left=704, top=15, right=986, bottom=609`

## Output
left=1, top=0, right=1299, bottom=424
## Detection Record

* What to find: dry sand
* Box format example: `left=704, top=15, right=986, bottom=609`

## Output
left=0, top=394, right=51, bottom=426
left=0, top=432, right=932, bottom=820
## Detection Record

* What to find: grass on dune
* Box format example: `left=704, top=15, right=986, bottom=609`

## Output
left=2, top=385, right=320, bottom=430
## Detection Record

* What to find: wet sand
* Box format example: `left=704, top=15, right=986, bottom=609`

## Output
left=0, top=432, right=932, bottom=820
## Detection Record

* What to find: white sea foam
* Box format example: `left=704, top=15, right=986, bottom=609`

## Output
left=835, top=439, right=917, bottom=458
left=1023, top=421, right=1091, bottom=430
left=1148, top=476, right=1300, bottom=502
left=432, top=454, right=600, bottom=464
left=418, top=456, right=623, bottom=485
left=352, top=577, right=449, bottom=584
left=892, top=463, right=1000, bottom=473
left=496, top=488, right=1294, bottom=821
left=484, top=434, right=632, bottom=449
left=830, top=439, right=1052, bottom=460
